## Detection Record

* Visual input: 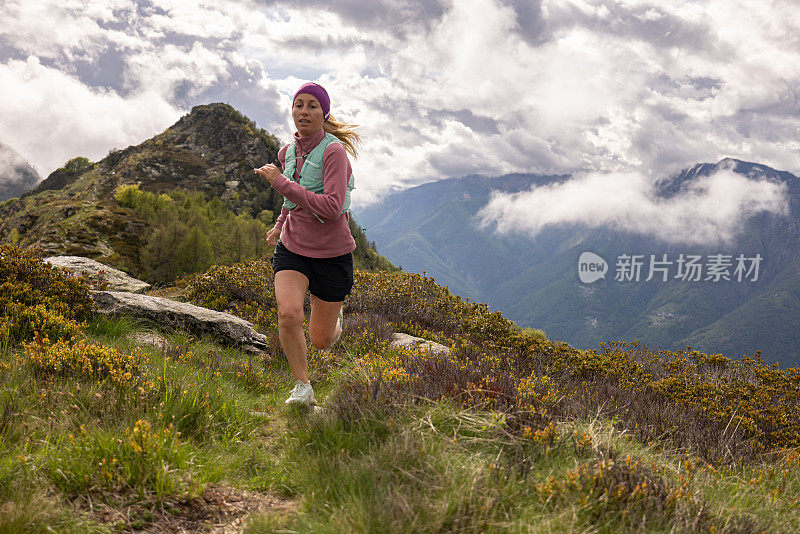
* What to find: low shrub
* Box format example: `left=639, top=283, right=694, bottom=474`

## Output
left=0, top=245, right=93, bottom=345
left=1, top=303, right=83, bottom=346
left=177, top=259, right=275, bottom=326
left=0, top=245, right=93, bottom=321
left=23, top=337, right=140, bottom=388
left=348, top=270, right=538, bottom=351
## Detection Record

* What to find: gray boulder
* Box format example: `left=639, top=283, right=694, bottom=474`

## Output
left=91, top=290, right=267, bottom=354
left=390, top=333, right=450, bottom=355
left=45, top=256, right=151, bottom=293
left=126, top=331, right=174, bottom=352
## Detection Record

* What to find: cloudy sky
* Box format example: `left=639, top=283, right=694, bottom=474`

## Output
left=479, top=165, right=790, bottom=244
left=2, top=0, right=799, bottom=213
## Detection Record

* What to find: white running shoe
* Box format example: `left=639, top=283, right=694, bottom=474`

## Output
left=285, top=380, right=316, bottom=405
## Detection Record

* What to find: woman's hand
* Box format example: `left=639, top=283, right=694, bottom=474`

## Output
left=266, top=225, right=281, bottom=246
left=254, top=163, right=282, bottom=185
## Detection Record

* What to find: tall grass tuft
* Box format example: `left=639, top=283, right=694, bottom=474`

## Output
left=43, top=419, right=196, bottom=501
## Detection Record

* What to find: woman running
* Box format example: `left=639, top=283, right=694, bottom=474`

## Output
left=254, top=82, right=360, bottom=405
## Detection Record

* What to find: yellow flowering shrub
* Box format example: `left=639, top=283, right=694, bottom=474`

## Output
left=359, top=349, right=412, bottom=385
left=348, top=270, right=536, bottom=351
left=517, top=372, right=559, bottom=419
left=23, top=337, right=140, bottom=387
left=0, top=244, right=92, bottom=344
left=0, top=244, right=93, bottom=319
left=522, top=421, right=558, bottom=447
left=177, top=259, right=275, bottom=326
left=1, top=302, right=83, bottom=345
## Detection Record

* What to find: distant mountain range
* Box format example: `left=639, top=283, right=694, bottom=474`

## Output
left=0, top=142, right=40, bottom=201
left=359, top=159, right=800, bottom=367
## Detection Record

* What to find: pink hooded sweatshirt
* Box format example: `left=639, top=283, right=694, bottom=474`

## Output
left=271, top=129, right=357, bottom=258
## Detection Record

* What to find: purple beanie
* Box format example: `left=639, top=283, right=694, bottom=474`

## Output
left=293, top=82, right=331, bottom=120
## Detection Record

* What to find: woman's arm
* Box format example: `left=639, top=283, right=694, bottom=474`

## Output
left=272, top=145, right=289, bottom=230
left=273, top=208, right=289, bottom=229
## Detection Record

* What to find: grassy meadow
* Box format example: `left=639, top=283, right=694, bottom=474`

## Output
left=1, top=244, right=799, bottom=532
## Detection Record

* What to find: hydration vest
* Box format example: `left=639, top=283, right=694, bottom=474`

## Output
left=281, top=133, right=355, bottom=223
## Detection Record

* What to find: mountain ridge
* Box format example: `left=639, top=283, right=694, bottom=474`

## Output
left=0, top=102, right=394, bottom=281
left=359, top=159, right=800, bottom=366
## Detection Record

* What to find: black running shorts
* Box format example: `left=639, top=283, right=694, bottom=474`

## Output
left=271, top=242, right=354, bottom=302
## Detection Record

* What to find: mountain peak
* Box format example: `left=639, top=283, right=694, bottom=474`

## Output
left=177, top=102, right=241, bottom=127
left=0, top=141, right=40, bottom=201
left=657, top=158, right=799, bottom=198
left=161, top=102, right=275, bottom=156
left=0, top=103, right=284, bottom=268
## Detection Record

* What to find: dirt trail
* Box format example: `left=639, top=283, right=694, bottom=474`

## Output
left=81, top=484, right=296, bottom=532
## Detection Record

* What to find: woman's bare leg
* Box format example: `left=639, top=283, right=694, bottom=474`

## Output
left=275, top=270, right=311, bottom=383
left=309, top=294, right=343, bottom=349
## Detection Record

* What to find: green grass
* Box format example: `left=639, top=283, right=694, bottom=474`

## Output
left=84, top=314, right=144, bottom=339
left=248, top=401, right=796, bottom=533
left=1, top=313, right=799, bottom=532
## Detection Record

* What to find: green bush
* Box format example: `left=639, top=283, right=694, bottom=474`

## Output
left=60, top=156, right=93, bottom=175
left=0, top=245, right=92, bottom=344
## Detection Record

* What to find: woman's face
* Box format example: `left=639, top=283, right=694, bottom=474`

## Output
left=292, top=93, right=325, bottom=137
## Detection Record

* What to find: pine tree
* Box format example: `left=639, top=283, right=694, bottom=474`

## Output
left=178, top=225, right=213, bottom=275
left=141, top=217, right=188, bottom=284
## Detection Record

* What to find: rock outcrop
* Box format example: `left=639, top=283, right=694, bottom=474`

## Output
left=91, top=290, right=267, bottom=354
left=126, top=331, right=173, bottom=352
left=390, top=333, right=450, bottom=355
left=45, top=256, right=151, bottom=293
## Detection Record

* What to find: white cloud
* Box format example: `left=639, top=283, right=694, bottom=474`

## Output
left=0, top=0, right=138, bottom=60
left=124, top=41, right=231, bottom=97
left=0, top=56, right=181, bottom=174
left=146, top=1, right=239, bottom=39
left=477, top=167, right=790, bottom=245
left=1, top=0, right=800, bottom=198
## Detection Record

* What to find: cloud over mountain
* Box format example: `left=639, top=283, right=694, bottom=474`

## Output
left=1, top=0, right=799, bottom=204
left=478, top=167, right=790, bottom=245
left=0, top=141, right=40, bottom=201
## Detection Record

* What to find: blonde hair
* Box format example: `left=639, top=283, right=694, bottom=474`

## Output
left=323, top=114, right=361, bottom=158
